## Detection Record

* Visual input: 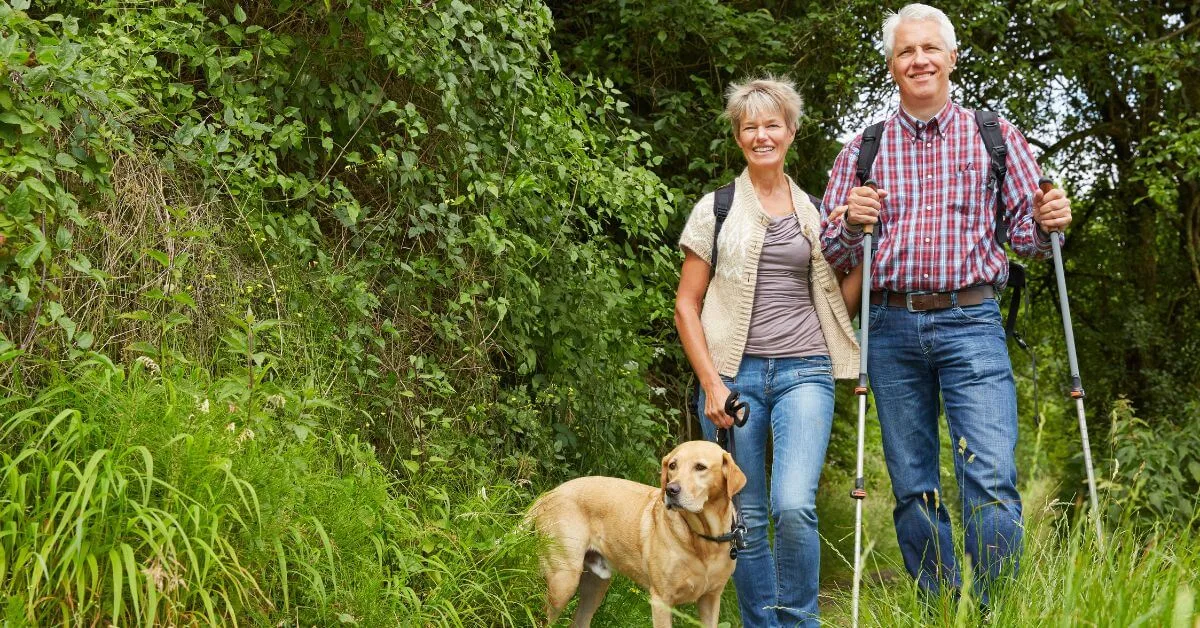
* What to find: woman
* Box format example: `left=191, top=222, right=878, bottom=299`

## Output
left=674, top=76, right=860, bottom=627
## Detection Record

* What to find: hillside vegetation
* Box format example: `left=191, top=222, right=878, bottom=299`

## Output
left=1, top=0, right=1197, bottom=625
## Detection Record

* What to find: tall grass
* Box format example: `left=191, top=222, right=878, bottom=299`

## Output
left=820, top=479, right=1200, bottom=627
left=0, top=357, right=543, bottom=626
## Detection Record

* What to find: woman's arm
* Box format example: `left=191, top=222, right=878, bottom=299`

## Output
left=675, top=251, right=734, bottom=429
left=827, top=204, right=864, bottom=317
left=839, top=263, right=864, bottom=318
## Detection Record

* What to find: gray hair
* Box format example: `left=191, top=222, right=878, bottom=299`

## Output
left=724, top=76, right=803, bottom=132
left=882, top=3, right=958, bottom=60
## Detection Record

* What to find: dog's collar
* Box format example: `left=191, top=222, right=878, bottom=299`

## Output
left=690, top=514, right=748, bottom=560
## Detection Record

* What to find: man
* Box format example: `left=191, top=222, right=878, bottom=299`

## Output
left=821, top=3, right=1072, bottom=599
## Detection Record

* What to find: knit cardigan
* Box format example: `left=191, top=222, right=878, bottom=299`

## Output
left=679, top=169, right=860, bottom=379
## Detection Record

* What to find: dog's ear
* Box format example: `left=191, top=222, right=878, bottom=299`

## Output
left=661, top=453, right=672, bottom=489
left=723, top=451, right=747, bottom=499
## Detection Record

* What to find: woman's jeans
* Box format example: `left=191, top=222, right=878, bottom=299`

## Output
left=700, top=355, right=834, bottom=628
left=867, top=298, right=1022, bottom=600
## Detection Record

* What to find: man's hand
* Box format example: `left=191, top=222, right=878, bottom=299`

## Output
left=1033, top=185, right=1072, bottom=233
left=845, top=185, right=888, bottom=231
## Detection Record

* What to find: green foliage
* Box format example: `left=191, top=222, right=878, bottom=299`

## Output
left=0, top=358, right=543, bottom=625
left=2, top=0, right=1199, bottom=624
left=1103, top=398, right=1200, bottom=527
left=3, top=0, right=681, bottom=482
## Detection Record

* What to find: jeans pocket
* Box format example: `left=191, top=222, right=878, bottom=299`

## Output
left=868, top=303, right=887, bottom=333
left=794, top=361, right=833, bottom=380
left=953, top=301, right=1003, bottom=328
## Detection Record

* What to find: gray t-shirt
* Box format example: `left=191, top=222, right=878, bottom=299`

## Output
left=743, top=214, right=829, bottom=358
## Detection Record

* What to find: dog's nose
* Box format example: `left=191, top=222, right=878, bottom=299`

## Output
left=666, top=482, right=681, bottom=496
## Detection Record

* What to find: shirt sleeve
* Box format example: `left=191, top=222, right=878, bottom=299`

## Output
left=1001, top=120, right=1055, bottom=259
left=678, top=192, right=717, bottom=265
left=820, top=134, right=866, bottom=272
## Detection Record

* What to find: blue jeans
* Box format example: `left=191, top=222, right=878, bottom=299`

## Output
left=700, top=355, right=834, bottom=628
left=867, top=297, right=1022, bottom=599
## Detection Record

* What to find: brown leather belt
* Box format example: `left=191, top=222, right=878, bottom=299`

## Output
left=869, top=285, right=995, bottom=312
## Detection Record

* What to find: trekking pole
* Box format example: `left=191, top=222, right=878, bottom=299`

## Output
left=1041, top=177, right=1105, bottom=550
left=850, top=181, right=877, bottom=628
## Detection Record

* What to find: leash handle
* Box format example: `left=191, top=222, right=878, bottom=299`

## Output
left=724, top=391, right=749, bottom=427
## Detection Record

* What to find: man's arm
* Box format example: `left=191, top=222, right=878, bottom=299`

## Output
left=1003, top=121, right=1069, bottom=259
left=821, top=136, right=867, bottom=272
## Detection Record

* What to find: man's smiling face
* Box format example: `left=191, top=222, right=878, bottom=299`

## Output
left=888, top=19, right=957, bottom=110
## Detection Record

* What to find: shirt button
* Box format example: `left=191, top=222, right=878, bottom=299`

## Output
left=926, top=205, right=932, bottom=210
left=927, top=174, right=933, bottom=179
left=923, top=273, right=930, bottom=278
left=926, top=142, right=932, bottom=148
left=924, top=238, right=931, bottom=243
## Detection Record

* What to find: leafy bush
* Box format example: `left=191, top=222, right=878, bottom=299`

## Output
left=1103, top=398, right=1200, bottom=528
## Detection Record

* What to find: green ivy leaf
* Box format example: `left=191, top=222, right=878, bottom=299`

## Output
left=57, top=315, right=76, bottom=341
left=234, top=5, right=247, bottom=23
left=15, top=241, right=45, bottom=268
left=144, top=249, right=170, bottom=267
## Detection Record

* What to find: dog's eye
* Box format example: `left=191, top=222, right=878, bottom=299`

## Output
left=694, top=463, right=707, bottom=471
left=668, top=461, right=676, bottom=471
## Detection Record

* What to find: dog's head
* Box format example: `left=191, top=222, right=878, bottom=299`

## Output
left=660, top=440, right=747, bottom=513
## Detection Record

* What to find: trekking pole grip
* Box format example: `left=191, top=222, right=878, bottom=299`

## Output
left=861, top=180, right=879, bottom=235
left=1038, top=177, right=1064, bottom=245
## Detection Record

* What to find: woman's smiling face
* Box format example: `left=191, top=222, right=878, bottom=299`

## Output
left=735, top=110, right=794, bottom=170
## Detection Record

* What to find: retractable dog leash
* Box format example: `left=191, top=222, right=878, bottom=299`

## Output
left=713, top=393, right=749, bottom=559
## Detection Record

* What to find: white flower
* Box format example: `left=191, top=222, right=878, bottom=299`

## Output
left=651, top=386, right=667, bottom=397
left=225, top=422, right=237, bottom=432
left=199, top=398, right=211, bottom=414
left=265, top=394, right=286, bottom=409
left=237, top=429, right=255, bottom=443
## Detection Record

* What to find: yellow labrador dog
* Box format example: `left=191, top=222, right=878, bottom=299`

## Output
left=529, top=440, right=747, bottom=627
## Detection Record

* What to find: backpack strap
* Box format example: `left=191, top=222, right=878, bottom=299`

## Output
left=855, top=121, right=886, bottom=185
left=975, top=110, right=1010, bottom=246
left=709, top=182, right=736, bottom=278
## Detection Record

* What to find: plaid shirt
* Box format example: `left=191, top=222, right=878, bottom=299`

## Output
left=821, top=101, right=1052, bottom=292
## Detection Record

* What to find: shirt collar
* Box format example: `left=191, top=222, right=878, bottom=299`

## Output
left=896, top=100, right=955, bottom=140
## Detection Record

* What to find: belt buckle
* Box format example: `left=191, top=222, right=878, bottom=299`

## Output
left=904, top=292, right=926, bottom=313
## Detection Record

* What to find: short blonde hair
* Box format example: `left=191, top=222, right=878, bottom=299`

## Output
left=724, top=76, right=803, bottom=131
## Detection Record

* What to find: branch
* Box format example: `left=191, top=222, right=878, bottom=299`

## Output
left=1029, top=122, right=1121, bottom=161
left=1149, top=18, right=1200, bottom=45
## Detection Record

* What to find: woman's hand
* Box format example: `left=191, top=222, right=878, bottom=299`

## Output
left=704, top=380, right=736, bottom=429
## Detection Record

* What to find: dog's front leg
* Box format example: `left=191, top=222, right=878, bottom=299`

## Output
left=697, top=590, right=721, bottom=627
left=649, top=593, right=673, bottom=627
